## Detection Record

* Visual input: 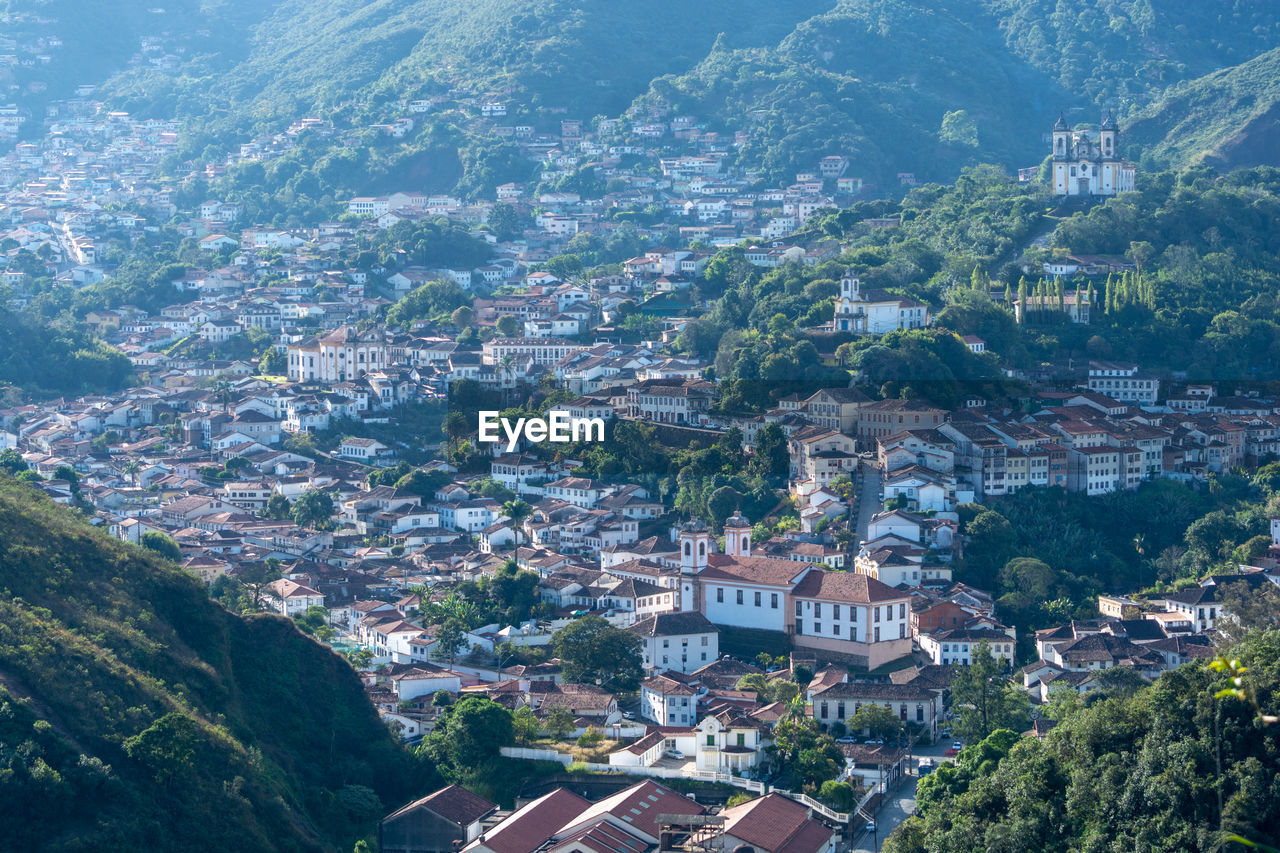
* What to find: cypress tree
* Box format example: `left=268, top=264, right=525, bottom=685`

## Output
left=970, top=265, right=985, bottom=292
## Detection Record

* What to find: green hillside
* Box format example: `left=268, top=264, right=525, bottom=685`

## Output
left=0, top=478, right=431, bottom=851
left=631, top=0, right=1061, bottom=186
left=1127, top=47, right=1280, bottom=171
left=105, top=0, right=832, bottom=124
left=0, top=0, right=275, bottom=123
left=9, top=0, right=1278, bottom=202
left=987, top=0, right=1280, bottom=106
left=78, top=0, right=1280, bottom=194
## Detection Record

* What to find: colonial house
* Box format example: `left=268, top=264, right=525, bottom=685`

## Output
left=379, top=785, right=497, bottom=853
left=627, top=611, right=720, bottom=674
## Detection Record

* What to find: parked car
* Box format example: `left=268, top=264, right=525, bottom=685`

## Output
left=864, top=738, right=884, bottom=745
left=835, top=736, right=856, bottom=744
left=864, top=822, right=877, bottom=834
left=665, top=749, right=685, bottom=760
left=622, top=711, right=635, bottom=719
left=952, top=741, right=963, bottom=751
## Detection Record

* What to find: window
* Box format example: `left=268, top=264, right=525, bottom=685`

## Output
left=771, top=593, right=778, bottom=609
left=820, top=702, right=828, bottom=719
left=717, top=588, right=723, bottom=603
left=899, top=603, right=906, bottom=619
left=851, top=608, right=858, bottom=622
left=833, top=623, right=840, bottom=636
left=899, top=624, right=906, bottom=639
left=874, top=607, right=881, bottom=623
left=754, top=591, right=761, bottom=607
left=815, top=603, right=822, bottom=618
left=833, top=605, right=841, bottom=621
left=874, top=627, right=880, bottom=642
left=684, top=542, right=691, bottom=556
left=795, top=621, right=803, bottom=636
left=736, top=590, right=744, bottom=605
left=663, top=639, right=669, bottom=647
left=795, top=601, right=802, bottom=617
left=917, top=705, right=924, bottom=722
left=701, top=636, right=708, bottom=646
left=736, top=733, right=746, bottom=747
left=706, top=735, right=715, bottom=746
left=837, top=703, right=846, bottom=720
left=814, top=623, right=822, bottom=634
left=662, top=656, right=668, bottom=664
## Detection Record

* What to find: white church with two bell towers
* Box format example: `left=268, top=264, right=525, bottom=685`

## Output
left=1051, top=111, right=1135, bottom=197
left=672, top=514, right=913, bottom=668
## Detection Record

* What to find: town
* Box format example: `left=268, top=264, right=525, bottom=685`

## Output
left=3, top=58, right=1280, bottom=853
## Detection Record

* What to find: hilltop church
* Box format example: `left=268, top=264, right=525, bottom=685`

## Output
left=1051, top=112, right=1136, bottom=197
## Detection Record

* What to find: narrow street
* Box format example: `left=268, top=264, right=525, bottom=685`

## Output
left=849, top=740, right=950, bottom=851
left=854, top=458, right=883, bottom=543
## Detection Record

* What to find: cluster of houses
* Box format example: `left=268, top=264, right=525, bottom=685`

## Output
left=377, top=779, right=844, bottom=853
left=6, top=83, right=1280, bottom=846
left=340, top=95, right=866, bottom=251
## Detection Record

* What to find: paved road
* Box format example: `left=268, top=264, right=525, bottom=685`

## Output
left=854, top=458, right=883, bottom=543
left=849, top=739, right=952, bottom=852
left=851, top=776, right=916, bottom=852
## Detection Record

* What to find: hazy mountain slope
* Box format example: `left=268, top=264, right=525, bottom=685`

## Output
left=84, top=0, right=1280, bottom=192
left=1, top=0, right=279, bottom=123
left=105, top=0, right=835, bottom=124
left=1125, top=47, right=1280, bottom=171
left=986, top=0, right=1280, bottom=107
left=632, top=0, right=1063, bottom=186
left=0, top=479, right=429, bottom=851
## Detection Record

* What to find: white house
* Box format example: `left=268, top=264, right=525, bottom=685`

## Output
left=640, top=674, right=698, bottom=725
left=832, top=272, right=928, bottom=335
left=627, top=611, right=719, bottom=674
left=263, top=578, right=325, bottom=616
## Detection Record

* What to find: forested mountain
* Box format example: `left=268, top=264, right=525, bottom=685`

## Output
left=5, top=0, right=1273, bottom=193
left=74, top=0, right=1278, bottom=191
left=103, top=0, right=832, bottom=128
left=0, top=0, right=274, bottom=116
left=0, top=479, right=430, bottom=851
left=1127, top=47, right=1280, bottom=171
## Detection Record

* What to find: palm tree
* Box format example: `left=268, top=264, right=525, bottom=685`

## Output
left=213, top=378, right=232, bottom=414
left=498, top=354, right=515, bottom=406
left=121, top=460, right=141, bottom=486
left=503, top=499, right=532, bottom=551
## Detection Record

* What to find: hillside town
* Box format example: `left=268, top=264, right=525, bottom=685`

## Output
left=2, top=89, right=1278, bottom=852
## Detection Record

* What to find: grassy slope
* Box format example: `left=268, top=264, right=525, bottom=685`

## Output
left=1126, top=47, right=1280, bottom=170
left=0, top=479, right=427, bottom=851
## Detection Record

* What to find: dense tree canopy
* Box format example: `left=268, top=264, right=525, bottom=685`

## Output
left=886, top=629, right=1280, bottom=853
